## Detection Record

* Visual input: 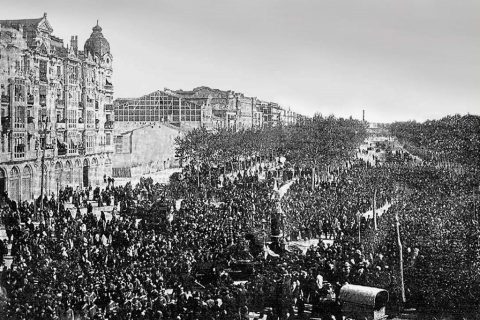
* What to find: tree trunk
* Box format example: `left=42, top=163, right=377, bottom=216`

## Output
left=311, top=166, right=315, bottom=191
left=373, top=189, right=377, bottom=230
left=396, top=213, right=406, bottom=304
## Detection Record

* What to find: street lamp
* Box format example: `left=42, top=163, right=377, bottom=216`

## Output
left=229, top=216, right=234, bottom=244
left=39, top=115, right=49, bottom=211
left=261, top=218, right=266, bottom=246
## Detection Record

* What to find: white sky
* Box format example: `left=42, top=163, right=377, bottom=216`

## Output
left=3, top=0, right=479, bottom=123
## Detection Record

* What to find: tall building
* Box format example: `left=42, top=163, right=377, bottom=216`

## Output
left=0, top=13, right=114, bottom=202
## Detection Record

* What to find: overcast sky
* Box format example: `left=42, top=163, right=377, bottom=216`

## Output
left=3, top=0, right=479, bottom=123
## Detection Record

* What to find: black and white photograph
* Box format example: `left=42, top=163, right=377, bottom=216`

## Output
left=0, top=1, right=479, bottom=319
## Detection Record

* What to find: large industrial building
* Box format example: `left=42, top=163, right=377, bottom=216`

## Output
left=113, top=86, right=303, bottom=132
left=0, top=13, right=115, bottom=202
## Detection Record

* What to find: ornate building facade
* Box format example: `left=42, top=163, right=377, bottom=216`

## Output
left=0, top=13, right=114, bottom=202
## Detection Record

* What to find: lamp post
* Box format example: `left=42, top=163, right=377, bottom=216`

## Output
left=39, top=115, right=49, bottom=211
left=261, top=218, right=266, bottom=246
left=229, top=216, right=234, bottom=245
left=396, top=212, right=406, bottom=304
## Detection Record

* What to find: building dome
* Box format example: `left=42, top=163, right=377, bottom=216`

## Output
left=84, top=21, right=110, bottom=58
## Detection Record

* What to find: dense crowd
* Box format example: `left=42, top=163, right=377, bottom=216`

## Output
left=0, top=147, right=407, bottom=320
left=0, top=114, right=479, bottom=319
left=389, top=114, right=480, bottom=169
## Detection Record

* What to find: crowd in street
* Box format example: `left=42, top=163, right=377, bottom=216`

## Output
left=0, top=132, right=478, bottom=319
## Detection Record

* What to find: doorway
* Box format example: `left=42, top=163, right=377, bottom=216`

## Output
left=83, top=159, right=89, bottom=187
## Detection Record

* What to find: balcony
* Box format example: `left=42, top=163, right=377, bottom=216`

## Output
left=1, top=95, right=9, bottom=105
left=56, top=121, right=66, bottom=130
left=104, top=120, right=114, bottom=130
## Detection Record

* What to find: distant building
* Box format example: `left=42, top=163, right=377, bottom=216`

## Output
left=113, top=90, right=203, bottom=131
left=113, top=86, right=303, bottom=132
left=0, top=13, right=114, bottom=202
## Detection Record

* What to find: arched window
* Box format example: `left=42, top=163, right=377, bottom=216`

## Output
left=65, top=161, right=72, bottom=186
left=21, top=166, right=32, bottom=201
left=92, top=158, right=99, bottom=186
left=10, top=166, right=21, bottom=202
left=75, top=159, right=82, bottom=187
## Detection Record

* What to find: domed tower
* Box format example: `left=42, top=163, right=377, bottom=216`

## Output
left=84, top=21, right=111, bottom=59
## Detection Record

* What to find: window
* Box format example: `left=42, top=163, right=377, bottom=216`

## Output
left=39, top=60, right=47, bottom=82
left=68, top=134, right=78, bottom=154
left=39, top=85, right=47, bottom=106
left=86, top=135, right=94, bottom=152
left=68, top=140, right=76, bottom=154
left=67, top=110, right=77, bottom=128
left=13, top=133, right=25, bottom=158
left=86, top=111, right=94, bottom=128
left=14, top=106, right=25, bottom=129
left=115, top=136, right=124, bottom=153
left=23, top=56, right=30, bottom=73
left=14, top=84, right=25, bottom=102
left=106, top=133, right=111, bottom=145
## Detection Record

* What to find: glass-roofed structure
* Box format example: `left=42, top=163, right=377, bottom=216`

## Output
left=114, top=90, right=203, bottom=127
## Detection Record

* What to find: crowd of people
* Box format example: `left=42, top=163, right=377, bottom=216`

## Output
left=0, top=114, right=478, bottom=319
left=389, top=114, right=480, bottom=169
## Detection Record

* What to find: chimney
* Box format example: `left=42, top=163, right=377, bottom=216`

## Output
left=70, top=35, right=78, bottom=54
left=362, top=109, right=365, bottom=122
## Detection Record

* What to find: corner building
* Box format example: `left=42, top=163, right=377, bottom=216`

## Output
left=0, top=13, right=115, bottom=203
